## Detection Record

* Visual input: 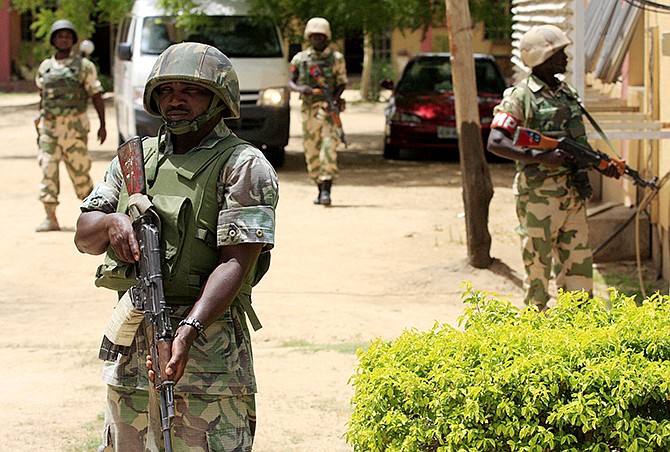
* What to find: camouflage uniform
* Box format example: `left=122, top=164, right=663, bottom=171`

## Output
left=290, top=47, right=348, bottom=183
left=493, top=74, right=593, bottom=308
left=35, top=54, right=102, bottom=205
left=81, top=121, right=278, bottom=451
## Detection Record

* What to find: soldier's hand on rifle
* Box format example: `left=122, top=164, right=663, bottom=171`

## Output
left=107, top=213, right=140, bottom=263
left=596, top=161, right=622, bottom=179
left=146, top=324, right=196, bottom=385
left=98, top=125, right=107, bottom=145
left=297, top=84, right=314, bottom=96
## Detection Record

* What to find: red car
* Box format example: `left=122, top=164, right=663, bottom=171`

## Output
left=381, top=53, right=507, bottom=160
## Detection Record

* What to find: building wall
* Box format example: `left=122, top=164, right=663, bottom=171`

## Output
left=389, top=23, right=512, bottom=78
left=647, top=11, right=670, bottom=279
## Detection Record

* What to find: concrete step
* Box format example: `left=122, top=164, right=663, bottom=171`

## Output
left=588, top=203, right=649, bottom=263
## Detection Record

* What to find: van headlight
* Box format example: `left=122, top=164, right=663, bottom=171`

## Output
left=258, top=87, right=288, bottom=107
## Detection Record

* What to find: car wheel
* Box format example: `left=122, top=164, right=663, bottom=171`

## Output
left=263, top=146, right=285, bottom=168
left=383, top=144, right=400, bottom=160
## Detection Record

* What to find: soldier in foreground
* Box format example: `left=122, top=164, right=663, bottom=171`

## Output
left=74, top=43, right=278, bottom=451
left=35, top=19, right=106, bottom=232
left=289, top=17, right=348, bottom=206
left=487, top=25, right=619, bottom=311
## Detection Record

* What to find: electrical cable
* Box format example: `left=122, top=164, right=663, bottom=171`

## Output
left=624, top=0, right=670, bottom=14
left=635, top=170, right=670, bottom=299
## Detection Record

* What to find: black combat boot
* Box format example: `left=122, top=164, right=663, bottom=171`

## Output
left=319, top=180, right=332, bottom=206
left=313, top=183, right=324, bottom=204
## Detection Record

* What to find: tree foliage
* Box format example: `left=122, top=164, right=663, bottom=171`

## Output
left=10, top=0, right=134, bottom=41
left=247, top=0, right=446, bottom=44
left=9, top=0, right=511, bottom=44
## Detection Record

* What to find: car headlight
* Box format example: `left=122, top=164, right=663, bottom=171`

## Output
left=258, top=87, right=289, bottom=107
left=392, top=111, right=422, bottom=124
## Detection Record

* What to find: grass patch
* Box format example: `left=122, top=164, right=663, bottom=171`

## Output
left=65, top=412, right=104, bottom=452
left=594, top=261, right=668, bottom=304
left=280, top=339, right=369, bottom=355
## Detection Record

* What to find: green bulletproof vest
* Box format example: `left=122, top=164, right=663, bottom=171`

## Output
left=95, top=133, right=262, bottom=305
left=296, top=49, right=337, bottom=103
left=41, top=56, right=88, bottom=116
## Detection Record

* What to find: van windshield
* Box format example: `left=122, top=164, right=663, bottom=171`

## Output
left=141, top=16, right=283, bottom=58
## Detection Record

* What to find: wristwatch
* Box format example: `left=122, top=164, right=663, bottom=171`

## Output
left=178, top=317, right=207, bottom=340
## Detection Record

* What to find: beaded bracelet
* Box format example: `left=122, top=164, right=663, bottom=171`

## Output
left=178, top=317, right=207, bottom=340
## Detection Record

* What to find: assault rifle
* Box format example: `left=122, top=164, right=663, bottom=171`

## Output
left=117, top=136, right=175, bottom=452
left=308, top=64, right=347, bottom=147
left=514, top=127, right=658, bottom=190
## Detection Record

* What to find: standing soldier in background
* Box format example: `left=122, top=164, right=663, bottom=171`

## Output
left=487, top=25, right=620, bottom=311
left=35, top=19, right=107, bottom=232
left=289, top=17, right=348, bottom=206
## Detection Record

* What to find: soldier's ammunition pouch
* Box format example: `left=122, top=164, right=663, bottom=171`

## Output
left=570, top=166, right=592, bottom=200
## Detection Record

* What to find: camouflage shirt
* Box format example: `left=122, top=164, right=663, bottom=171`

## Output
left=290, top=46, right=348, bottom=104
left=36, top=53, right=103, bottom=117
left=493, top=74, right=587, bottom=178
left=81, top=121, right=279, bottom=395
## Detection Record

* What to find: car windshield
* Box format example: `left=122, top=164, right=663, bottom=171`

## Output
left=396, top=56, right=505, bottom=95
left=140, top=16, right=283, bottom=58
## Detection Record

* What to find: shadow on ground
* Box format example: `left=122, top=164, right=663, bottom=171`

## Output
left=278, top=132, right=515, bottom=189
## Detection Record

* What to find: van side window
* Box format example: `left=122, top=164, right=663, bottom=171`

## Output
left=117, top=17, right=132, bottom=45
left=141, top=18, right=172, bottom=55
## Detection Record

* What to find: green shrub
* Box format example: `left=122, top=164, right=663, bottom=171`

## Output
left=347, top=285, right=670, bottom=451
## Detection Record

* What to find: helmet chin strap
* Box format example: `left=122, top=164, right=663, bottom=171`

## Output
left=158, top=95, right=226, bottom=135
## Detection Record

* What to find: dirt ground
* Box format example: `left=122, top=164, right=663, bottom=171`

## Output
left=0, top=91, right=636, bottom=451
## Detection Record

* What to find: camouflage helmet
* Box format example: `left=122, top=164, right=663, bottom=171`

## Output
left=520, top=25, right=570, bottom=68
left=144, top=42, right=240, bottom=134
left=50, top=19, right=78, bottom=46
left=304, top=17, right=331, bottom=40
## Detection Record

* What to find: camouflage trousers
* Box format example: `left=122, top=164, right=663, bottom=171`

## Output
left=37, top=113, right=93, bottom=205
left=301, top=101, right=340, bottom=183
left=514, top=172, right=593, bottom=308
left=99, top=385, right=256, bottom=452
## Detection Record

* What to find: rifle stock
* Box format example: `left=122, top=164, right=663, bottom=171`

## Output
left=117, top=136, right=175, bottom=451
left=308, top=64, right=347, bottom=147
left=513, top=127, right=657, bottom=189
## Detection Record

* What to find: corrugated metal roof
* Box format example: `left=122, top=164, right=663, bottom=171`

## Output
left=510, top=0, right=576, bottom=83
left=591, top=0, right=641, bottom=83
left=511, top=0, right=640, bottom=85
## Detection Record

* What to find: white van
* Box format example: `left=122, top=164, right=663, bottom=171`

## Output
left=113, top=0, right=289, bottom=166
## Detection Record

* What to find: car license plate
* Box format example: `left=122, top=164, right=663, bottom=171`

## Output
left=437, top=126, right=457, bottom=139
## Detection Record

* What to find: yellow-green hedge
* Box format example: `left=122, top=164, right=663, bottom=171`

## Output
left=347, top=286, right=670, bottom=452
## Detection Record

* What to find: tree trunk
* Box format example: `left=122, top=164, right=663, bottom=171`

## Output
left=359, top=31, right=373, bottom=100
left=445, top=0, right=494, bottom=268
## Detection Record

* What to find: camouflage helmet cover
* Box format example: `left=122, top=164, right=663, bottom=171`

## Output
left=143, top=42, right=240, bottom=120
left=304, top=17, right=331, bottom=40
left=50, top=19, right=78, bottom=46
left=520, top=25, right=571, bottom=68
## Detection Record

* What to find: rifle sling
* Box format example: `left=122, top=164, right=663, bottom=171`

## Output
left=559, top=81, right=619, bottom=158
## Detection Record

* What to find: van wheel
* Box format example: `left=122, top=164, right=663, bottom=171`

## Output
left=263, top=147, right=285, bottom=168
left=383, top=144, right=400, bottom=160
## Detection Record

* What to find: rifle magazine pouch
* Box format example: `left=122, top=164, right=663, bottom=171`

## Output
left=94, top=248, right=137, bottom=292
left=99, top=291, right=144, bottom=360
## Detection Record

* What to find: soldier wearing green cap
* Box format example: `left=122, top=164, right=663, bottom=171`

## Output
left=35, top=19, right=107, bottom=232
left=74, top=42, right=278, bottom=451
left=487, top=25, right=619, bottom=312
